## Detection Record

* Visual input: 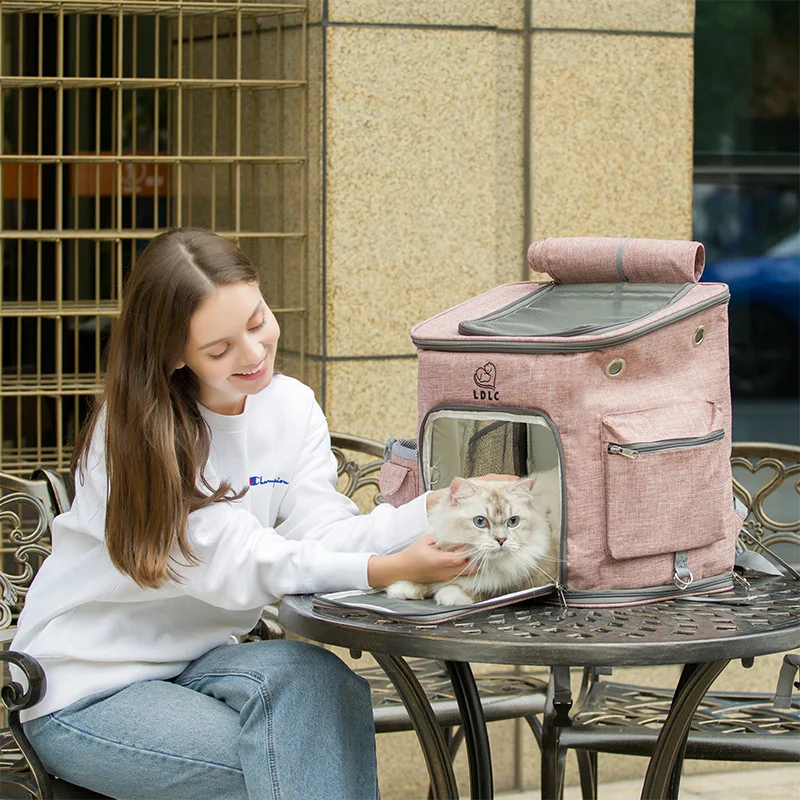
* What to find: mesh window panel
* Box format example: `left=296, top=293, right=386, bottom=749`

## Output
left=464, top=421, right=527, bottom=478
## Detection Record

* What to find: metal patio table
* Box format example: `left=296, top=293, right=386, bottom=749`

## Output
left=279, top=577, right=800, bottom=800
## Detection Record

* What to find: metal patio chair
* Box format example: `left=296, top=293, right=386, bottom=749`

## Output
left=0, top=468, right=107, bottom=799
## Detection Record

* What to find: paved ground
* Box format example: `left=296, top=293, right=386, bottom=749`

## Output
left=496, top=765, right=800, bottom=800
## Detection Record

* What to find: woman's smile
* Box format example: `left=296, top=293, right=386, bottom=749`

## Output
left=233, top=356, right=269, bottom=381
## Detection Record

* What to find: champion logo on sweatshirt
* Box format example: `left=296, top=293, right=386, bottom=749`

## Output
left=249, top=476, right=289, bottom=487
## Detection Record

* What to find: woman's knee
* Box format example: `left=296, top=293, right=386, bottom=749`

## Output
left=237, top=638, right=348, bottom=673
left=245, top=640, right=370, bottom=702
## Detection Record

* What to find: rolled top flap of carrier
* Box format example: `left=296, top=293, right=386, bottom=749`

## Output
left=527, top=237, right=705, bottom=284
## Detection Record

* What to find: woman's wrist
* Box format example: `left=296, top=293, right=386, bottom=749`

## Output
left=367, top=553, right=405, bottom=589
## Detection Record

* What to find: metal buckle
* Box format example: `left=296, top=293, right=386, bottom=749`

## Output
left=673, top=570, right=694, bottom=590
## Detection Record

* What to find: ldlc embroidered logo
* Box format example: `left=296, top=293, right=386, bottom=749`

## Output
left=249, top=476, right=289, bottom=487
left=473, top=362, right=499, bottom=401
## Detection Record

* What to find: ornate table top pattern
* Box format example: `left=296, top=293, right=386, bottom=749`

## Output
left=282, top=578, right=800, bottom=667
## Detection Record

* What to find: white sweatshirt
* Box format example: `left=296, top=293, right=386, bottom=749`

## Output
left=13, top=375, right=429, bottom=721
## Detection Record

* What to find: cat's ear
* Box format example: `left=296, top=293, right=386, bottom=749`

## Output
left=449, top=477, right=478, bottom=503
left=509, top=477, right=536, bottom=495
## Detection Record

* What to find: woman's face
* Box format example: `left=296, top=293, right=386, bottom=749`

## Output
left=178, top=281, right=280, bottom=415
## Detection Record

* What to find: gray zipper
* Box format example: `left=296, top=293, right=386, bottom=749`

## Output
left=607, top=429, right=725, bottom=459
left=412, top=289, right=729, bottom=353
left=561, top=572, right=733, bottom=605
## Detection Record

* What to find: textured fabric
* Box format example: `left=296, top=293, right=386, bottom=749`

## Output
left=13, top=375, right=431, bottom=721
left=380, top=441, right=423, bottom=507
left=527, top=237, right=705, bottom=284
left=23, top=640, right=378, bottom=800
left=412, top=280, right=739, bottom=600
left=380, top=459, right=422, bottom=507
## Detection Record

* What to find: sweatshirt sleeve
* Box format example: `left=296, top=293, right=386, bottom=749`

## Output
left=177, top=502, right=376, bottom=609
left=71, top=397, right=431, bottom=611
left=274, top=400, right=430, bottom=556
left=177, top=401, right=430, bottom=610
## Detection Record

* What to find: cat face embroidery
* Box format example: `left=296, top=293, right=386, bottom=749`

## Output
left=386, top=471, right=561, bottom=607
left=473, top=362, right=497, bottom=390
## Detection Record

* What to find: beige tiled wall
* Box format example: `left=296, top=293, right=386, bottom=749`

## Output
left=325, top=358, right=419, bottom=440
left=327, top=0, right=524, bottom=28
left=312, top=8, right=531, bottom=444
left=308, top=0, right=695, bottom=438
left=529, top=31, right=695, bottom=240
left=325, top=26, right=512, bottom=359
left=531, top=0, right=695, bottom=33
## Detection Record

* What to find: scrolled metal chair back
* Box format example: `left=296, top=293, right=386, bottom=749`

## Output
left=330, top=433, right=386, bottom=510
left=0, top=474, right=59, bottom=632
left=731, top=442, right=800, bottom=556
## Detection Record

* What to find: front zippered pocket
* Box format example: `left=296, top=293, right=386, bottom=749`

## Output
left=602, top=403, right=732, bottom=565
left=607, top=429, right=725, bottom=459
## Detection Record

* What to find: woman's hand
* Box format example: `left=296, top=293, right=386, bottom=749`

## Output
left=367, top=534, right=472, bottom=589
left=425, top=488, right=447, bottom=511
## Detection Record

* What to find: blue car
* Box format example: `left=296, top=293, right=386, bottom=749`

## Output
left=702, top=232, right=800, bottom=398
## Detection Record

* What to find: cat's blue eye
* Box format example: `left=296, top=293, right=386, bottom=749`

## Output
left=506, top=516, right=520, bottom=528
left=473, top=516, right=488, bottom=529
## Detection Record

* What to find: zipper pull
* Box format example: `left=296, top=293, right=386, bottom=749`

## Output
left=608, top=444, right=639, bottom=459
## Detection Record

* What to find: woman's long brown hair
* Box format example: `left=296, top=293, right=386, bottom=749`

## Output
left=73, top=228, right=259, bottom=588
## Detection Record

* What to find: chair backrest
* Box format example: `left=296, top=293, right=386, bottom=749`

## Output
left=0, top=473, right=62, bottom=631
left=330, top=432, right=385, bottom=510
left=731, top=442, right=800, bottom=568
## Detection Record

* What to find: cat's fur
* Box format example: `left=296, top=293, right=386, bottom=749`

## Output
left=386, top=470, right=561, bottom=606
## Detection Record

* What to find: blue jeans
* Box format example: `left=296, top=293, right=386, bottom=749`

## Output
left=23, top=640, right=379, bottom=800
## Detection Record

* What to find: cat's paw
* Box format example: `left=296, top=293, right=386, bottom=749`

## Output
left=385, top=580, right=429, bottom=600
left=433, top=584, right=475, bottom=606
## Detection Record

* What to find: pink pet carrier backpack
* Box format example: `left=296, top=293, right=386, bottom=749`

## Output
left=380, top=237, right=744, bottom=606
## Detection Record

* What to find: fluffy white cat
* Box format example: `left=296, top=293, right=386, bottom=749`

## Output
left=386, top=471, right=561, bottom=606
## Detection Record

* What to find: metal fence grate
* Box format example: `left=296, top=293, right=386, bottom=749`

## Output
left=0, top=0, right=308, bottom=475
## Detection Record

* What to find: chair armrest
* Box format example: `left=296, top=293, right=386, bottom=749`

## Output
left=0, top=650, right=47, bottom=711
left=254, top=605, right=286, bottom=640
left=240, top=605, right=286, bottom=642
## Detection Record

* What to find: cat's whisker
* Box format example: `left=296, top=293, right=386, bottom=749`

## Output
left=509, top=550, right=538, bottom=568
left=470, top=551, right=491, bottom=573
left=530, top=563, right=558, bottom=581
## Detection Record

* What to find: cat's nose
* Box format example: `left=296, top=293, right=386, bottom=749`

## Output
left=495, top=537, right=507, bottom=547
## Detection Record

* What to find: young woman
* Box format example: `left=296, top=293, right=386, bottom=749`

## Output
left=12, top=227, right=471, bottom=800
